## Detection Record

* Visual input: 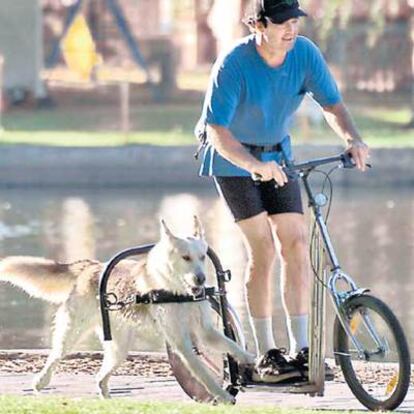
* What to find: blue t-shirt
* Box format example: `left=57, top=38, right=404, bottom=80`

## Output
left=196, top=35, right=342, bottom=176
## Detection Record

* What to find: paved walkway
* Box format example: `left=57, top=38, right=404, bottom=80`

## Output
left=1, top=372, right=414, bottom=412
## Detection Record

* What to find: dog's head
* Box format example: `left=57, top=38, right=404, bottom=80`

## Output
left=146, top=216, right=209, bottom=296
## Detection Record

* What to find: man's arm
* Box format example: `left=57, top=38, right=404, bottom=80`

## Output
left=322, top=102, right=370, bottom=171
left=207, top=124, right=288, bottom=185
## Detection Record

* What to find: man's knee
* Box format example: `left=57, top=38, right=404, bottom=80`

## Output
left=238, top=213, right=276, bottom=272
left=246, top=237, right=276, bottom=273
left=242, top=241, right=276, bottom=293
left=277, top=221, right=308, bottom=260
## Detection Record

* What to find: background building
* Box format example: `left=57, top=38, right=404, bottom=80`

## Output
left=0, top=0, right=46, bottom=103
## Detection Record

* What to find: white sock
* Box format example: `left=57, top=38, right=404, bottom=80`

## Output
left=251, top=317, right=276, bottom=356
left=287, top=314, right=309, bottom=355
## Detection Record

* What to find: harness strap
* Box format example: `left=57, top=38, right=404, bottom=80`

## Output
left=135, top=286, right=217, bottom=304
left=103, top=287, right=217, bottom=311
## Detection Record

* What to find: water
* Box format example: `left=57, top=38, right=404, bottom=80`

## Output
left=0, top=183, right=412, bottom=356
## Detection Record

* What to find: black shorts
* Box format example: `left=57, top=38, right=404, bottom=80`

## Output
left=214, top=176, right=303, bottom=222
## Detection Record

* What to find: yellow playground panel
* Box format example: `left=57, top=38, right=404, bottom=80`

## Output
left=61, top=13, right=102, bottom=80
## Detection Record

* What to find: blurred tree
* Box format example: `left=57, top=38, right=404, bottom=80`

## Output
left=302, top=0, right=414, bottom=126
left=195, top=0, right=216, bottom=63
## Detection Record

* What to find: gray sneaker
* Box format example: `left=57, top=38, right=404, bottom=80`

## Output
left=251, top=348, right=302, bottom=383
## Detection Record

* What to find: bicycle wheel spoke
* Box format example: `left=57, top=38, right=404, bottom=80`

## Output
left=350, top=310, right=399, bottom=399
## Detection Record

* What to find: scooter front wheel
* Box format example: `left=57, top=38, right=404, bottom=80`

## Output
left=333, top=294, right=411, bottom=411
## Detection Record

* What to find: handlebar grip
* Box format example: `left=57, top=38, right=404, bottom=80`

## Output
left=285, top=170, right=299, bottom=180
left=342, top=152, right=372, bottom=169
left=251, top=173, right=280, bottom=189
left=251, top=170, right=298, bottom=190
left=341, top=152, right=355, bottom=169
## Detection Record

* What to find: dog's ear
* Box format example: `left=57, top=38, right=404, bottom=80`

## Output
left=193, top=215, right=205, bottom=240
left=160, top=218, right=177, bottom=242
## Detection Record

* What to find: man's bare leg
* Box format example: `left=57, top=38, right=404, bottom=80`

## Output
left=269, top=212, right=310, bottom=354
left=237, top=212, right=277, bottom=355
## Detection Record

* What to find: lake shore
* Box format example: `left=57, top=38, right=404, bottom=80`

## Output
left=0, top=144, right=412, bottom=187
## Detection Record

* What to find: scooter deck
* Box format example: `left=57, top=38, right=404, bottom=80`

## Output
left=242, top=380, right=323, bottom=396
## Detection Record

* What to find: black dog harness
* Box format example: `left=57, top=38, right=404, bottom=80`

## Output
left=103, top=287, right=217, bottom=311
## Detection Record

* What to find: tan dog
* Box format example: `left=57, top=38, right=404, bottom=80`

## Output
left=0, top=217, right=254, bottom=403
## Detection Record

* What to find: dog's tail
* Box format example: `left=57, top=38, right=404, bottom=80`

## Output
left=0, top=256, right=78, bottom=304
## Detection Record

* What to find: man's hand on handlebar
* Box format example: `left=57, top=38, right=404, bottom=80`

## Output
left=250, top=160, right=288, bottom=186
left=346, top=140, right=370, bottom=172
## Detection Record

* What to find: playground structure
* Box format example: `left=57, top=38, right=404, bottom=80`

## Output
left=0, top=0, right=179, bottom=106
left=44, top=0, right=178, bottom=106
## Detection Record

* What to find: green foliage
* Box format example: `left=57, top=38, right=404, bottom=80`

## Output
left=301, top=0, right=351, bottom=42
left=301, top=0, right=403, bottom=45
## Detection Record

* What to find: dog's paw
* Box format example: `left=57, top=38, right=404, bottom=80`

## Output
left=33, top=372, right=51, bottom=392
left=98, top=389, right=111, bottom=399
left=32, top=383, right=42, bottom=394
left=213, top=392, right=236, bottom=405
left=97, top=380, right=111, bottom=399
left=100, top=392, right=111, bottom=399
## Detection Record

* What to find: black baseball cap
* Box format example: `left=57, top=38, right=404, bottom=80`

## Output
left=254, top=0, right=307, bottom=24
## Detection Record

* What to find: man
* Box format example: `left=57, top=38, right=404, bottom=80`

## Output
left=195, top=0, right=369, bottom=382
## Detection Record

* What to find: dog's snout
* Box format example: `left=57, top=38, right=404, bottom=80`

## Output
left=194, top=272, right=206, bottom=286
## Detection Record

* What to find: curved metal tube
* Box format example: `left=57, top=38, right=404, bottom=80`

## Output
left=206, top=246, right=241, bottom=385
left=99, top=244, right=155, bottom=341
left=328, top=270, right=358, bottom=299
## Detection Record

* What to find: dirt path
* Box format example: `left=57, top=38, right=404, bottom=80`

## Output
left=1, top=351, right=414, bottom=412
left=2, top=350, right=413, bottom=387
left=0, top=351, right=173, bottom=378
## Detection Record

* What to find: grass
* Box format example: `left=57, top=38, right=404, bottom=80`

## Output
left=0, top=396, right=367, bottom=414
left=0, top=131, right=193, bottom=147
left=0, top=93, right=413, bottom=148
